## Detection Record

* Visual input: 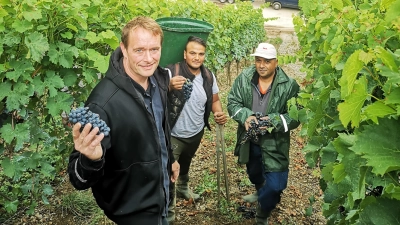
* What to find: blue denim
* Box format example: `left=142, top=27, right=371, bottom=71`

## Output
left=246, top=143, right=289, bottom=214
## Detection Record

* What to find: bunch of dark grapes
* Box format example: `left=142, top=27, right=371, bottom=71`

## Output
left=68, top=107, right=110, bottom=136
left=240, top=112, right=272, bottom=145
left=182, top=79, right=193, bottom=101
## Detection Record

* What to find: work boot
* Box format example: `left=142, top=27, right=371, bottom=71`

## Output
left=243, top=182, right=264, bottom=203
left=167, top=183, right=176, bottom=224
left=176, top=174, right=200, bottom=200
left=255, top=203, right=269, bottom=225
left=243, top=192, right=258, bottom=203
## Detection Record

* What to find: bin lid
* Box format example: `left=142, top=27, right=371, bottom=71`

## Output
left=156, top=17, right=214, bottom=33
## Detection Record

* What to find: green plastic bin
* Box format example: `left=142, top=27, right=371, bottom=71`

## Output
left=156, top=17, right=214, bottom=67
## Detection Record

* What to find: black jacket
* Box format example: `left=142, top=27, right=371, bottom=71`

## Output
left=166, top=61, right=213, bottom=130
left=68, top=47, right=174, bottom=225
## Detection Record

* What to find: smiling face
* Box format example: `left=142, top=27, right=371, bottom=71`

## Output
left=184, top=41, right=206, bottom=75
left=255, top=56, right=278, bottom=80
left=120, top=27, right=162, bottom=83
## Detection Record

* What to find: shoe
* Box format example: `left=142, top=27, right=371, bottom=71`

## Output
left=242, top=191, right=258, bottom=203
left=176, top=174, right=200, bottom=200
left=255, top=203, right=269, bottom=225
left=243, top=182, right=264, bottom=203
left=167, top=183, right=176, bottom=223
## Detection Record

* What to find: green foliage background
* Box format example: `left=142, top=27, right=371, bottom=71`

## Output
left=290, top=0, right=400, bottom=223
left=0, top=0, right=267, bottom=218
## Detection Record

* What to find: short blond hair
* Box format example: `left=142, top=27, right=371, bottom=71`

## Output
left=121, top=16, right=163, bottom=48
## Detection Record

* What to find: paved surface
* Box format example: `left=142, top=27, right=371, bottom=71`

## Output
left=210, top=0, right=300, bottom=31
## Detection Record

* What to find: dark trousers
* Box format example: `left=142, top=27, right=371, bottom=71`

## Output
left=246, top=142, right=288, bottom=214
left=161, top=217, right=168, bottom=225
left=171, top=129, right=204, bottom=176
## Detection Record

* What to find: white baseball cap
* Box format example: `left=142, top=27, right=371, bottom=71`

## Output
left=250, top=43, right=277, bottom=59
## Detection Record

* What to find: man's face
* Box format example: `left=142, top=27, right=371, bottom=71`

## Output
left=120, top=27, right=161, bottom=80
left=184, top=41, right=206, bottom=72
left=255, top=56, right=278, bottom=79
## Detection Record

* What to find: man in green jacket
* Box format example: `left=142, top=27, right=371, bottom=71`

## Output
left=227, top=43, right=300, bottom=224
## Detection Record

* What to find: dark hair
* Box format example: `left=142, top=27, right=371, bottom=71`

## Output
left=185, top=36, right=207, bottom=50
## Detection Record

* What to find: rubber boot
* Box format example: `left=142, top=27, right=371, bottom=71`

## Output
left=167, top=183, right=176, bottom=225
left=243, top=182, right=264, bottom=203
left=255, top=203, right=269, bottom=225
left=176, top=174, right=200, bottom=200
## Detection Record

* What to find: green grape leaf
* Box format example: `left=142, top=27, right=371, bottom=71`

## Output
left=94, top=55, right=109, bottom=73
left=332, top=163, right=346, bottom=183
left=386, top=87, right=400, bottom=104
left=338, top=76, right=368, bottom=128
left=7, top=59, right=35, bottom=82
left=1, top=157, right=15, bottom=178
left=4, top=200, right=19, bottom=213
left=46, top=92, right=74, bottom=116
left=86, top=31, right=101, bottom=43
left=340, top=50, right=364, bottom=98
left=42, top=184, right=53, bottom=196
left=351, top=118, right=400, bottom=175
left=61, top=31, right=73, bottom=39
left=11, top=19, right=33, bottom=33
left=385, top=0, right=400, bottom=25
left=99, top=30, right=119, bottom=49
left=32, top=76, right=46, bottom=97
left=42, top=195, right=50, bottom=205
left=363, top=101, right=396, bottom=123
left=61, top=68, right=78, bottom=86
left=87, top=49, right=110, bottom=73
left=0, top=123, right=30, bottom=151
left=22, top=9, right=42, bottom=21
left=2, top=32, right=21, bottom=46
left=25, top=152, right=40, bottom=169
left=331, top=0, right=343, bottom=10
left=375, top=46, right=398, bottom=72
left=359, top=198, right=400, bottom=224
left=40, top=162, right=55, bottom=178
left=58, top=42, right=78, bottom=68
left=306, top=101, right=325, bottom=136
left=24, top=31, right=49, bottom=62
left=0, top=81, right=12, bottom=101
left=358, top=50, right=374, bottom=64
left=0, top=7, right=9, bottom=18
left=382, top=183, right=400, bottom=200
left=45, top=70, right=65, bottom=97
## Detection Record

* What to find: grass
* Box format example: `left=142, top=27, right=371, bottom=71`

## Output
left=61, top=190, right=112, bottom=225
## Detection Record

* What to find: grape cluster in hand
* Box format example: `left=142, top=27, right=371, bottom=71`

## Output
left=240, top=112, right=272, bottom=145
left=182, top=79, right=193, bottom=101
left=68, top=107, right=110, bottom=136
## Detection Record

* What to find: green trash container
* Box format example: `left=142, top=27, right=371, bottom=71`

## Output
left=156, top=17, right=214, bottom=67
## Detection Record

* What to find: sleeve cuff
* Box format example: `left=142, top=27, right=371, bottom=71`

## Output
left=79, top=153, right=104, bottom=171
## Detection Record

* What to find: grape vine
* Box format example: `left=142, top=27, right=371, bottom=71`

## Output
left=288, top=0, right=400, bottom=223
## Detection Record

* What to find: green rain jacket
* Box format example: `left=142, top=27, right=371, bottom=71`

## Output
left=227, top=65, right=300, bottom=172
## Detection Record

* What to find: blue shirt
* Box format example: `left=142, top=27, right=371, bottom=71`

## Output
left=131, top=76, right=170, bottom=216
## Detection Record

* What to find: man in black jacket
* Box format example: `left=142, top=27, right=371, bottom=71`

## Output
left=68, top=16, right=179, bottom=225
